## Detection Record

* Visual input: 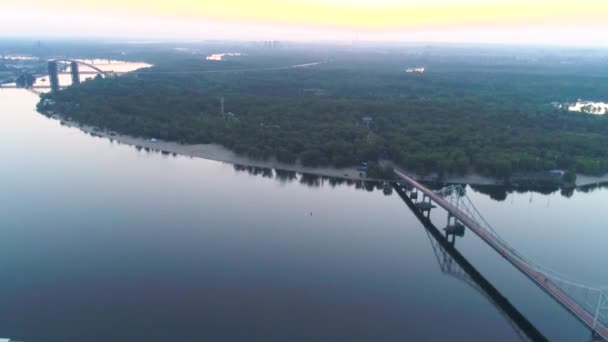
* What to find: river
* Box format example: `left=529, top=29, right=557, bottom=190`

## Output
left=0, top=66, right=607, bottom=341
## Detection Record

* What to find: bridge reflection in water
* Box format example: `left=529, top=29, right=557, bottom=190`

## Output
left=394, top=184, right=548, bottom=341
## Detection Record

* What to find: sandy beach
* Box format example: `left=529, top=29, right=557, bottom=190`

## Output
left=51, top=114, right=608, bottom=188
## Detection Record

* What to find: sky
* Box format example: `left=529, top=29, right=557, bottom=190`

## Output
left=2, top=0, right=608, bottom=46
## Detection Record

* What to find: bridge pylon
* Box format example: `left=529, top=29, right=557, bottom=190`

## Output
left=47, top=61, right=59, bottom=93
left=70, top=61, right=80, bottom=84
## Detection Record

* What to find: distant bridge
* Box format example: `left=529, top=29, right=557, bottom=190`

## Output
left=0, top=59, right=114, bottom=92
left=46, top=59, right=115, bottom=92
left=394, top=169, right=608, bottom=341
left=0, top=85, right=57, bottom=89
left=0, top=59, right=325, bottom=92
left=57, top=71, right=114, bottom=75
left=58, top=59, right=109, bottom=76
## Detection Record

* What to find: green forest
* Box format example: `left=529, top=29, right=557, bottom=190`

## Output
left=41, top=48, right=608, bottom=179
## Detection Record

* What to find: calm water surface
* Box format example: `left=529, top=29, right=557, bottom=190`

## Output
left=1, top=88, right=607, bottom=342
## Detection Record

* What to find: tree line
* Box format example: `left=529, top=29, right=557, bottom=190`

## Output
left=41, top=51, right=608, bottom=179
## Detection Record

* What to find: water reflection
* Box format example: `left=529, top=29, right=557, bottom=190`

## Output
left=238, top=161, right=608, bottom=200
left=233, top=164, right=394, bottom=195
left=469, top=185, right=561, bottom=202
left=4, top=72, right=606, bottom=341
left=410, top=176, right=608, bottom=202
left=577, top=182, right=608, bottom=194
left=393, top=184, right=548, bottom=342
left=467, top=183, right=608, bottom=202
left=59, top=123, right=608, bottom=202
left=274, top=169, right=298, bottom=183
left=424, top=181, right=606, bottom=202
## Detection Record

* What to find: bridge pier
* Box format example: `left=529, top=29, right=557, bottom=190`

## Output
left=47, top=61, right=59, bottom=93
left=415, top=194, right=435, bottom=217
left=444, top=213, right=465, bottom=244
left=70, top=61, right=80, bottom=85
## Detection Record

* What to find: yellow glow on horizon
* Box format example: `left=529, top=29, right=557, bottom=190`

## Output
left=15, top=0, right=608, bottom=29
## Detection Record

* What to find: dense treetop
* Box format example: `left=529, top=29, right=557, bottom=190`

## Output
left=42, top=46, right=608, bottom=178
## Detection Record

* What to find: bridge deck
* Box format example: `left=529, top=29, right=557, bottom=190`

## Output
left=395, top=169, right=608, bottom=340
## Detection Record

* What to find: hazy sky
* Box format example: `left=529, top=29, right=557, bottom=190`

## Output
left=3, top=0, right=608, bottom=45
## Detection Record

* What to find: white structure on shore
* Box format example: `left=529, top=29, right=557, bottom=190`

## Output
left=405, top=67, right=425, bottom=73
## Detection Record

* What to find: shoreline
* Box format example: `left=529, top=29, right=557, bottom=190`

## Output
left=48, top=113, right=608, bottom=188
left=52, top=114, right=375, bottom=181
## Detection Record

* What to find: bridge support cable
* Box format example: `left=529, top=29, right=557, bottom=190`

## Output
left=594, top=292, right=608, bottom=329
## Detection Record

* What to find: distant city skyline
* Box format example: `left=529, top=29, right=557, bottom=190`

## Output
left=2, top=0, right=607, bottom=46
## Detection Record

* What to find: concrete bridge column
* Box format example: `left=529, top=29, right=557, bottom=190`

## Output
left=444, top=212, right=465, bottom=244
left=70, top=61, right=80, bottom=85
left=47, top=61, right=59, bottom=93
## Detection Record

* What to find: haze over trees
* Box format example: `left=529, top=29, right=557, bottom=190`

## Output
left=42, top=44, right=608, bottom=178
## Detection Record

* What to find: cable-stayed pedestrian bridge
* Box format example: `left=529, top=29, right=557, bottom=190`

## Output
left=394, top=169, right=608, bottom=341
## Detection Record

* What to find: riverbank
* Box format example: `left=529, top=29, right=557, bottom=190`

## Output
left=49, top=113, right=374, bottom=180
left=46, top=113, right=608, bottom=188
